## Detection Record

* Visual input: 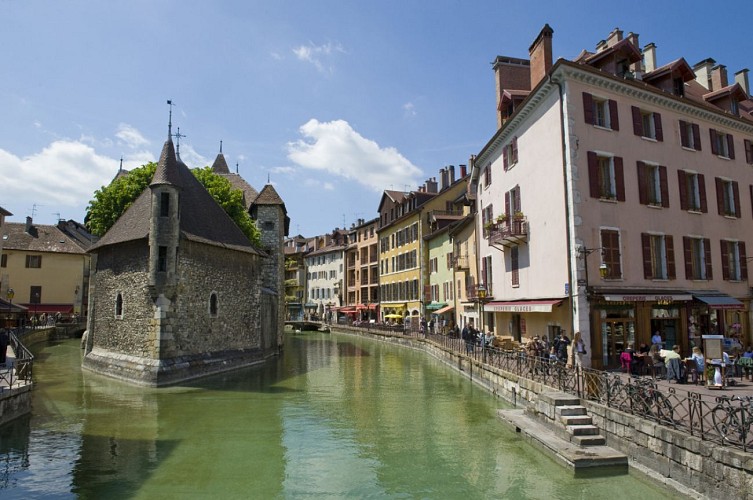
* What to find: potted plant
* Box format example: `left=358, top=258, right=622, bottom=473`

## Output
left=496, top=214, right=508, bottom=223
left=513, top=211, right=525, bottom=219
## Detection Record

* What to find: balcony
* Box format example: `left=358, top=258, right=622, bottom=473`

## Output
left=486, top=217, right=528, bottom=249
left=285, top=279, right=303, bottom=288
left=453, top=254, right=469, bottom=270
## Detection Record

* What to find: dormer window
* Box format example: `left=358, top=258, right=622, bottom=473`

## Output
left=673, top=78, right=685, bottom=97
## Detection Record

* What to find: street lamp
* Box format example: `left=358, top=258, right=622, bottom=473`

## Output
left=577, top=247, right=607, bottom=294
left=5, top=288, right=13, bottom=329
left=33, top=291, right=39, bottom=328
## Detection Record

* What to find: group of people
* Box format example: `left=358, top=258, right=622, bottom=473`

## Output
left=522, top=331, right=587, bottom=368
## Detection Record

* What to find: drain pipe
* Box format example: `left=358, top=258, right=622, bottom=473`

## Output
left=548, top=72, right=577, bottom=340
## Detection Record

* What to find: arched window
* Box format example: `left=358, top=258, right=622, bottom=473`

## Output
left=115, top=292, right=123, bottom=319
left=209, top=292, right=218, bottom=317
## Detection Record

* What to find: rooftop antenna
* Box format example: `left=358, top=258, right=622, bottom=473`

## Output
left=53, top=212, right=61, bottom=222
left=267, top=172, right=270, bottom=183
left=167, top=99, right=174, bottom=136
left=172, top=127, right=186, bottom=157
left=31, top=203, right=40, bottom=219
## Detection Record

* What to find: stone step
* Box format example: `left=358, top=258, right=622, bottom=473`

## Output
left=540, top=392, right=581, bottom=407
left=567, top=424, right=600, bottom=436
left=572, top=435, right=606, bottom=446
left=560, top=415, right=592, bottom=426
left=555, top=405, right=587, bottom=417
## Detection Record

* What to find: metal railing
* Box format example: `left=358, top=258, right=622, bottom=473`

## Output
left=1, top=329, right=34, bottom=392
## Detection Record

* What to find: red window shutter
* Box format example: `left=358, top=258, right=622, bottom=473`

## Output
left=614, top=156, right=625, bottom=201
left=727, top=134, right=735, bottom=159
left=609, top=99, right=619, bottom=130
left=588, top=151, right=600, bottom=198
left=512, top=137, right=518, bottom=163
left=654, top=113, right=663, bottom=142
left=745, top=139, right=753, bottom=164
left=704, top=238, right=713, bottom=280
left=709, top=129, right=719, bottom=155
left=505, top=191, right=511, bottom=217
left=637, top=161, right=648, bottom=205
left=678, top=170, right=688, bottom=210
left=659, top=166, right=669, bottom=208
left=641, top=233, right=653, bottom=279
left=679, top=121, right=689, bottom=148
left=733, top=181, right=741, bottom=218
left=720, top=240, right=730, bottom=280
left=699, top=174, right=708, bottom=213
left=683, top=237, right=693, bottom=279
left=502, top=146, right=508, bottom=170
left=511, top=246, right=519, bottom=286
left=631, top=106, right=642, bottom=136
left=582, top=92, right=594, bottom=125
left=741, top=242, right=748, bottom=280
left=692, top=124, right=702, bottom=151
left=666, top=235, right=676, bottom=280
left=514, top=185, right=522, bottom=212
left=715, top=177, right=724, bottom=215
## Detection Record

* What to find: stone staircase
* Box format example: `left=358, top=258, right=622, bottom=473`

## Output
left=498, top=391, right=627, bottom=469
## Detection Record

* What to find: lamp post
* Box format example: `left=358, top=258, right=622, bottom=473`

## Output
left=5, top=288, right=13, bottom=329
left=33, top=291, right=39, bottom=328
left=577, top=247, right=607, bottom=294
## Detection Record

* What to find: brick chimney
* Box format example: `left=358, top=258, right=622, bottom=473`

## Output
left=459, top=164, right=467, bottom=178
left=439, top=168, right=448, bottom=191
left=528, top=24, right=553, bottom=89
left=605, top=28, right=623, bottom=48
left=735, top=69, right=750, bottom=96
left=25, top=216, right=33, bottom=233
left=711, top=65, right=728, bottom=91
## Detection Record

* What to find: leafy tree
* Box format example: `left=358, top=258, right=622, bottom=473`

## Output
left=86, top=163, right=261, bottom=246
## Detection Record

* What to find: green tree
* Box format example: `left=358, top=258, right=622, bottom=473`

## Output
left=86, top=163, right=261, bottom=246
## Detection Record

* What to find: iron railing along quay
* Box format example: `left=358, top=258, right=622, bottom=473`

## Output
left=1, top=329, right=34, bottom=392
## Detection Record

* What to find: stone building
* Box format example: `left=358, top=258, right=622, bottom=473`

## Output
left=82, top=134, right=286, bottom=386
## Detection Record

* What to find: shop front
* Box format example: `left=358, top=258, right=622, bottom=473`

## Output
left=483, top=299, right=567, bottom=343
left=590, top=291, right=692, bottom=369
left=688, top=292, right=746, bottom=350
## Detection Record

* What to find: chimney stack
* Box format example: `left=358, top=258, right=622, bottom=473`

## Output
left=735, top=69, right=750, bottom=97
left=693, top=58, right=716, bottom=90
left=25, top=216, right=32, bottom=233
left=459, top=164, right=467, bottom=178
left=642, top=43, right=657, bottom=73
left=425, top=177, right=438, bottom=194
left=439, top=168, right=447, bottom=191
left=528, top=24, right=554, bottom=89
left=449, top=165, right=456, bottom=184
left=606, top=28, right=623, bottom=48
left=711, top=65, right=728, bottom=91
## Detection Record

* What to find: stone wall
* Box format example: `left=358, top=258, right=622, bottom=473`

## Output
left=0, top=385, right=32, bottom=427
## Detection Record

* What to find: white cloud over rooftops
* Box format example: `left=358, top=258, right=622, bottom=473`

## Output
left=115, top=123, right=150, bottom=148
left=292, top=41, right=345, bottom=73
left=287, top=119, right=423, bottom=192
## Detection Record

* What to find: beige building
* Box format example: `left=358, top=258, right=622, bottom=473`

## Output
left=474, top=25, right=753, bottom=368
left=1, top=217, right=93, bottom=322
left=343, top=218, right=379, bottom=322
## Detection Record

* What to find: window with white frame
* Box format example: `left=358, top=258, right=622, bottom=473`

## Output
left=632, top=106, right=663, bottom=141
left=502, top=137, right=518, bottom=170
left=588, top=151, right=625, bottom=201
left=583, top=92, right=618, bottom=130
left=721, top=240, right=747, bottom=281
left=679, top=121, right=701, bottom=151
left=683, top=237, right=711, bottom=280
left=716, top=178, right=740, bottom=217
left=638, top=162, right=667, bottom=207
left=710, top=129, right=735, bottom=159
left=642, top=233, right=675, bottom=280
left=679, top=171, right=705, bottom=212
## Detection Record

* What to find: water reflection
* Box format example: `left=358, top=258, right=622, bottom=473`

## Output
left=0, top=333, right=682, bottom=498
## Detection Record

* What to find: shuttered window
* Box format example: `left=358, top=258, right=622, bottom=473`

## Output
left=588, top=152, right=625, bottom=201
left=715, top=178, right=741, bottom=218
left=721, top=240, right=748, bottom=281
left=631, top=106, right=663, bottom=141
left=637, top=162, right=669, bottom=207
left=709, top=129, right=735, bottom=159
left=744, top=139, right=753, bottom=165
left=679, top=120, right=702, bottom=151
left=641, top=233, right=675, bottom=280
left=600, top=229, right=622, bottom=279
left=511, top=246, right=519, bottom=287
left=683, top=237, right=712, bottom=280
left=583, top=92, right=619, bottom=130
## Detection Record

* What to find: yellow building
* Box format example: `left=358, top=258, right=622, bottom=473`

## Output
left=1, top=217, right=93, bottom=321
left=377, top=167, right=468, bottom=327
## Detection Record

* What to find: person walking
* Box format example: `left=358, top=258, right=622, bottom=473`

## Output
left=572, top=331, right=586, bottom=369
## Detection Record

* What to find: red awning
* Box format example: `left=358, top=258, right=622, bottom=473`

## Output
left=434, top=305, right=455, bottom=315
left=339, top=307, right=357, bottom=313
left=484, top=299, right=563, bottom=313
left=20, top=303, right=74, bottom=314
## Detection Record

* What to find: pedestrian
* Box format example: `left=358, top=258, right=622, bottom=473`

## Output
left=0, top=329, right=8, bottom=365
left=557, top=332, right=570, bottom=363
left=572, top=331, right=586, bottom=369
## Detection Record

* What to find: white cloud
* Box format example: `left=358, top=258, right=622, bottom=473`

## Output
left=403, top=102, right=417, bottom=117
left=115, top=123, right=150, bottom=148
left=292, top=42, right=345, bottom=73
left=175, top=143, right=209, bottom=169
left=287, top=119, right=423, bottom=192
left=270, top=165, right=296, bottom=176
left=0, top=141, right=118, bottom=218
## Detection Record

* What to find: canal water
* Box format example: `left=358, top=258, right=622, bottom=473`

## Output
left=0, top=332, right=681, bottom=499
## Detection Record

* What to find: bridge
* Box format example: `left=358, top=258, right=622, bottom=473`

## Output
left=284, top=320, right=330, bottom=332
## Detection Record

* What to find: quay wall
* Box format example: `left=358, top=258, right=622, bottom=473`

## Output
left=0, top=385, right=32, bottom=427
left=332, top=326, right=752, bottom=499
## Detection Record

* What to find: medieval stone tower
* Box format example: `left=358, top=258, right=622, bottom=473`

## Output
left=83, top=134, right=285, bottom=386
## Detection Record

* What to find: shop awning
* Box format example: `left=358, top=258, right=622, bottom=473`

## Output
left=484, top=299, right=563, bottom=313
left=425, top=302, right=447, bottom=311
left=602, top=293, right=692, bottom=302
left=434, top=305, right=454, bottom=315
left=339, top=307, right=357, bottom=313
left=20, top=303, right=73, bottom=314
left=692, top=293, right=744, bottom=310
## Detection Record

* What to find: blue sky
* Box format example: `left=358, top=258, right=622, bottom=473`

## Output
left=1, top=1, right=750, bottom=237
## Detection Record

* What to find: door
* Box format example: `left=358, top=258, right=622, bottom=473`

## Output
left=602, top=318, right=636, bottom=367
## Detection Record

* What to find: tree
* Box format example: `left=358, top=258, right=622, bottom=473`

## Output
left=86, top=163, right=261, bottom=246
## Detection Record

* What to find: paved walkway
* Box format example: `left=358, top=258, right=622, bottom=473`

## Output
left=0, top=345, right=26, bottom=391
left=611, top=366, right=753, bottom=400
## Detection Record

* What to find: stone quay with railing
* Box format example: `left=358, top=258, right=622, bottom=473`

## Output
left=328, top=324, right=753, bottom=499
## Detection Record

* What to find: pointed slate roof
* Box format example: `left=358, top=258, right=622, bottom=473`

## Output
left=252, top=184, right=285, bottom=206
left=91, top=137, right=262, bottom=255
left=211, top=153, right=231, bottom=174
left=211, top=152, right=259, bottom=209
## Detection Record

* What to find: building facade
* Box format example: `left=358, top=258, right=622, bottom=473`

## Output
left=475, top=25, right=753, bottom=368
left=343, top=218, right=379, bottom=322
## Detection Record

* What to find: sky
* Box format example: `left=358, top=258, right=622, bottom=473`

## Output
left=1, top=1, right=751, bottom=238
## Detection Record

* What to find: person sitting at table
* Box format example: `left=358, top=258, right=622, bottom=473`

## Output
left=651, top=330, right=663, bottom=347
left=648, top=344, right=665, bottom=377
left=690, top=346, right=705, bottom=384
left=663, top=345, right=684, bottom=383
left=638, top=343, right=650, bottom=355
left=743, top=346, right=753, bottom=359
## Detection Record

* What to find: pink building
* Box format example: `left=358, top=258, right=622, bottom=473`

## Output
left=473, top=25, right=753, bottom=368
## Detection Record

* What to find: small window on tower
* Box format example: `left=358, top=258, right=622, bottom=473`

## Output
left=158, top=246, right=167, bottom=272
left=209, top=292, right=218, bottom=317
left=160, top=192, right=170, bottom=217
left=115, top=292, right=123, bottom=318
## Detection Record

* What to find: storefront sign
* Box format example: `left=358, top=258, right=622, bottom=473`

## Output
left=603, top=294, right=691, bottom=304
left=484, top=303, right=554, bottom=313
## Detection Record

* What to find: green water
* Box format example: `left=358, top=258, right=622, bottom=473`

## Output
left=0, top=332, right=681, bottom=499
